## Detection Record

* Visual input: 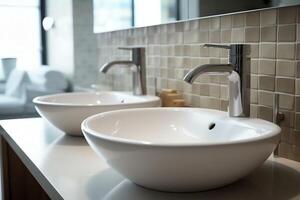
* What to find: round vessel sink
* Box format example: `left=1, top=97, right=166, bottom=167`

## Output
left=82, top=108, right=281, bottom=192
left=33, top=92, right=161, bottom=136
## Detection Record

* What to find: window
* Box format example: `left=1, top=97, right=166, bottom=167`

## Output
left=0, top=0, right=41, bottom=70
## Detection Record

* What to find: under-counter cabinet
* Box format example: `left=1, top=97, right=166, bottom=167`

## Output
left=1, top=118, right=300, bottom=200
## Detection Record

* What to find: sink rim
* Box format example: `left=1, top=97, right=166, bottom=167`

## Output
left=82, top=107, right=281, bottom=147
left=33, top=91, right=160, bottom=107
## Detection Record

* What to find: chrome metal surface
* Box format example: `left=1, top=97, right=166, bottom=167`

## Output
left=100, top=61, right=134, bottom=73
left=203, top=44, right=231, bottom=49
left=99, top=47, right=146, bottom=95
left=183, top=44, right=251, bottom=117
left=273, top=93, right=285, bottom=125
left=183, top=64, right=233, bottom=83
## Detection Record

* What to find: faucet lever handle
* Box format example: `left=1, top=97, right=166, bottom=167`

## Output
left=203, top=44, right=231, bottom=49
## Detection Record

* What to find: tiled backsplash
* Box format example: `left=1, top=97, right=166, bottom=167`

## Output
left=92, top=6, right=300, bottom=161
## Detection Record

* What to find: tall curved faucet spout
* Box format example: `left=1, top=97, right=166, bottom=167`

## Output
left=98, top=47, right=147, bottom=96
left=100, top=61, right=135, bottom=73
left=182, top=44, right=250, bottom=117
left=183, top=64, right=234, bottom=83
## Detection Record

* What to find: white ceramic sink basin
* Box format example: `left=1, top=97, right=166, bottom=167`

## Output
left=82, top=108, right=281, bottom=192
left=33, top=92, right=160, bottom=136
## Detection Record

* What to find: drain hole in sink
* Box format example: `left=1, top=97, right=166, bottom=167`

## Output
left=208, top=123, right=216, bottom=130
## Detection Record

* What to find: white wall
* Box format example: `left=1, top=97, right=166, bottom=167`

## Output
left=73, top=0, right=98, bottom=87
left=46, top=0, right=74, bottom=78
left=46, top=0, right=97, bottom=87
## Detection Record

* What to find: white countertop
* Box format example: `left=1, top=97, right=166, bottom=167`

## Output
left=1, top=118, right=300, bottom=200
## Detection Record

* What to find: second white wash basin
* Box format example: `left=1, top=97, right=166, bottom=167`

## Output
left=82, top=108, right=281, bottom=192
left=33, top=92, right=161, bottom=136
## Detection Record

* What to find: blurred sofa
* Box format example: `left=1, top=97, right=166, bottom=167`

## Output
left=0, top=66, right=71, bottom=119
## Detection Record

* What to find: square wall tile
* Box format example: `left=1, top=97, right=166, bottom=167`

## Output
left=258, top=91, right=274, bottom=107
left=251, top=59, right=259, bottom=74
left=209, top=31, right=220, bottom=43
left=276, top=77, right=295, bottom=94
left=220, top=85, right=228, bottom=99
left=278, top=6, right=297, bottom=24
left=191, top=82, right=200, bottom=94
left=278, top=25, right=296, bottom=42
left=278, top=143, right=289, bottom=158
left=200, top=96, right=220, bottom=109
left=189, top=20, right=200, bottom=30
left=210, top=17, right=220, bottom=30
left=250, top=105, right=258, bottom=118
left=220, top=74, right=228, bottom=84
left=221, top=15, right=232, bottom=29
left=250, top=89, right=258, bottom=103
left=261, top=26, right=277, bottom=42
left=175, top=22, right=184, bottom=32
left=183, top=21, right=192, bottom=31
left=276, top=60, right=295, bottom=77
left=172, top=45, right=184, bottom=56
left=258, top=106, right=273, bottom=122
left=199, top=84, right=209, bottom=96
left=199, top=47, right=209, bottom=57
left=251, top=44, right=259, bottom=58
left=167, top=32, right=184, bottom=44
left=295, top=113, right=300, bottom=130
left=279, top=94, right=295, bottom=110
left=260, top=43, right=276, bottom=59
left=296, top=79, right=300, bottom=95
left=297, top=62, right=300, bottom=78
left=298, top=6, right=300, bottom=22
left=277, top=44, right=295, bottom=60
left=209, top=84, right=220, bottom=97
left=297, top=24, right=300, bottom=41
left=297, top=44, right=300, bottom=60
left=199, top=19, right=210, bottom=30
left=279, top=111, right=294, bottom=128
left=184, top=31, right=200, bottom=43
left=220, top=100, right=229, bottom=111
left=296, top=96, right=300, bottom=112
left=258, top=75, right=275, bottom=91
left=258, top=59, right=276, bottom=75
left=245, top=27, right=260, bottom=42
left=190, top=45, right=201, bottom=57
left=199, top=31, right=209, bottom=43
left=251, top=75, right=258, bottom=89
left=289, top=129, right=300, bottom=144
left=232, top=14, right=245, bottom=28
left=231, top=28, right=244, bottom=42
left=246, top=12, right=260, bottom=26
left=260, top=9, right=277, bottom=26
left=221, top=30, right=231, bottom=43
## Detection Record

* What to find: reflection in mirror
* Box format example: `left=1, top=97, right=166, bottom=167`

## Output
left=93, top=0, right=300, bottom=33
left=188, top=0, right=300, bottom=19
left=93, top=0, right=133, bottom=33
left=93, top=0, right=188, bottom=33
left=135, top=0, right=179, bottom=27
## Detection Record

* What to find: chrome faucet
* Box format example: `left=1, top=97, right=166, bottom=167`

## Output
left=183, top=44, right=251, bottom=117
left=99, top=47, right=146, bottom=95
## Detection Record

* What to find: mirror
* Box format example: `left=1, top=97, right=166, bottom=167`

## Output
left=93, top=0, right=300, bottom=33
left=93, top=0, right=188, bottom=33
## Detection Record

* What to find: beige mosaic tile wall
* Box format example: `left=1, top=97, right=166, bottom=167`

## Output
left=94, top=6, right=300, bottom=161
